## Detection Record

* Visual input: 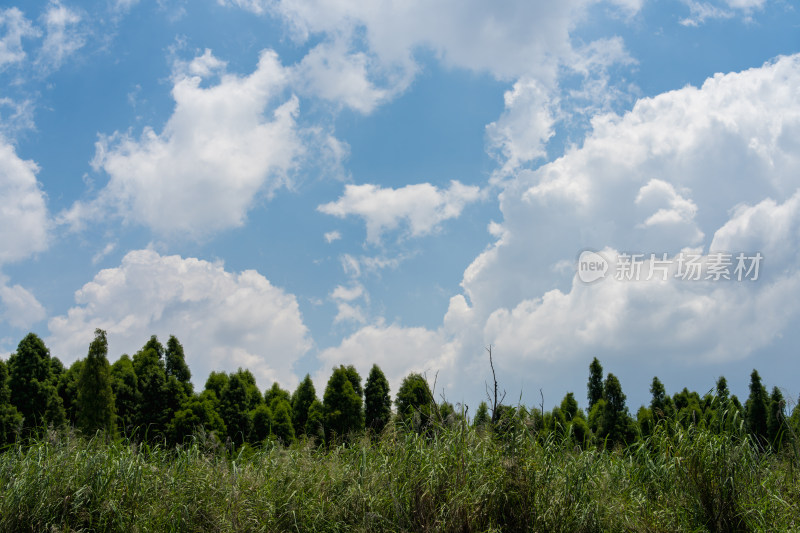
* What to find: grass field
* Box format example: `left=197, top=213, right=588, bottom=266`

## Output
left=1, top=421, right=798, bottom=532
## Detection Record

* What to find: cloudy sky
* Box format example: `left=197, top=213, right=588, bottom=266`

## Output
left=1, top=0, right=799, bottom=413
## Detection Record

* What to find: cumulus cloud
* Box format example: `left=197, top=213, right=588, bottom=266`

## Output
left=0, top=276, right=46, bottom=329
left=291, top=39, right=394, bottom=114
left=453, top=54, right=800, bottom=371
left=222, top=0, right=640, bottom=118
left=0, top=137, right=49, bottom=264
left=318, top=180, right=482, bottom=244
left=307, top=55, right=800, bottom=408
left=486, top=78, right=557, bottom=175
left=317, top=323, right=458, bottom=395
left=47, top=249, right=312, bottom=389
left=65, top=49, right=305, bottom=238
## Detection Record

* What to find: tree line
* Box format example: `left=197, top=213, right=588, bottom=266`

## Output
left=1, top=330, right=798, bottom=450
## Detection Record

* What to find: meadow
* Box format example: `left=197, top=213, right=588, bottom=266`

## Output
left=1, top=421, right=798, bottom=533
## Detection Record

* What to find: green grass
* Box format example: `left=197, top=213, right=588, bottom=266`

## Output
left=0, top=423, right=798, bottom=532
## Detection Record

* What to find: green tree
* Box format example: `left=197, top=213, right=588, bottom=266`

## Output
left=220, top=369, right=260, bottom=446
left=250, top=404, right=273, bottom=443
left=132, top=339, right=169, bottom=438
left=77, top=329, right=117, bottom=437
left=204, top=371, right=229, bottom=400
left=110, top=355, right=138, bottom=435
left=322, top=366, right=364, bottom=442
left=364, top=365, right=391, bottom=433
left=164, top=336, right=192, bottom=425
left=395, top=372, right=433, bottom=433
left=649, top=376, right=671, bottom=419
left=271, top=400, right=296, bottom=446
left=560, top=392, right=580, bottom=422
left=344, top=365, right=363, bottom=398
left=767, top=386, right=785, bottom=447
left=473, top=401, right=491, bottom=429
left=165, top=336, right=191, bottom=387
left=168, top=391, right=226, bottom=445
left=0, top=360, right=22, bottom=444
left=600, top=373, right=632, bottom=448
left=305, top=400, right=325, bottom=443
left=291, top=374, right=316, bottom=437
left=57, top=360, right=84, bottom=426
left=587, top=357, right=604, bottom=410
left=264, top=382, right=291, bottom=410
left=8, top=333, right=64, bottom=430
left=745, top=369, right=768, bottom=446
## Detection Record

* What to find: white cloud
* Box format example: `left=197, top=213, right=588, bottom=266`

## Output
left=324, top=230, right=341, bottom=244
left=91, top=241, right=117, bottom=265
left=113, top=0, right=141, bottom=13
left=330, top=283, right=367, bottom=324
left=222, top=0, right=640, bottom=117
left=0, top=276, right=46, bottom=329
left=679, top=0, right=766, bottom=26
left=0, top=137, right=49, bottom=264
left=679, top=2, right=735, bottom=26
left=724, top=0, right=766, bottom=9
left=486, top=78, right=557, bottom=175
left=316, top=54, right=800, bottom=405
left=37, top=0, right=84, bottom=71
left=0, top=7, right=39, bottom=69
left=318, top=180, right=482, bottom=244
left=47, top=249, right=312, bottom=389
left=291, top=39, right=394, bottom=114
left=69, top=49, right=305, bottom=238
left=450, top=53, right=800, bottom=373
left=317, top=323, right=458, bottom=395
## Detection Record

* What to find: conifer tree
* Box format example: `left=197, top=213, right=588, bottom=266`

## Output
left=395, top=372, right=433, bottom=432
left=649, top=377, right=668, bottom=419
left=0, top=360, right=22, bottom=444
left=264, top=382, right=291, bottom=409
left=250, top=403, right=273, bottom=443
left=473, top=401, right=490, bottom=429
left=305, top=400, right=325, bottom=443
left=587, top=357, right=604, bottom=410
left=77, top=329, right=117, bottom=437
left=132, top=338, right=168, bottom=438
left=291, top=374, right=316, bottom=437
left=767, top=386, right=785, bottom=447
left=271, top=400, right=296, bottom=445
left=165, top=336, right=191, bottom=386
left=745, top=369, right=768, bottom=445
left=57, top=360, right=83, bottom=425
left=110, top=355, right=138, bottom=435
left=364, top=365, right=391, bottom=433
left=8, top=333, right=64, bottom=429
left=600, top=373, right=632, bottom=447
left=323, top=366, right=364, bottom=442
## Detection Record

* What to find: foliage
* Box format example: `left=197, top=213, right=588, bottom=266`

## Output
left=291, top=374, right=316, bottom=437
left=8, top=333, right=64, bottom=430
left=76, top=329, right=117, bottom=437
left=323, top=366, right=364, bottom=443
left=364, top=364, right=391, bottom=434
left=587, top=356, right=604, bottom=409
left=395, top=373, right=433, bottom=433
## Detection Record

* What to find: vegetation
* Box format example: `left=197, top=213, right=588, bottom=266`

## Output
left=1, top=330, right=800, bottom=531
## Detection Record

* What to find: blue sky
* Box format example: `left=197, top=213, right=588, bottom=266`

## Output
left=1, top=0, right=799, bottom=414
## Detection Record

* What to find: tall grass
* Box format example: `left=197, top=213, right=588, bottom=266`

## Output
left=0, top=422, right=798, bottom=532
